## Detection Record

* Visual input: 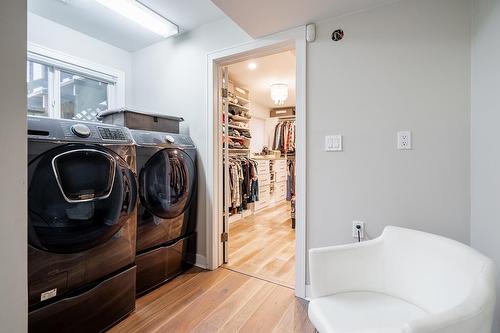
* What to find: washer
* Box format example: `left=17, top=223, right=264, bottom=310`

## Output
left=27, top=116, right=137, bottom=333
left=131, top=130, right=197, bottom=295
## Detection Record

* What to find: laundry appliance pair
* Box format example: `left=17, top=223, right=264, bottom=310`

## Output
left=27, top=116, right=197, bottom=332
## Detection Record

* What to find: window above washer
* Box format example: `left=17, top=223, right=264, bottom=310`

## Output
left=27, top=43, right=125, bottom=122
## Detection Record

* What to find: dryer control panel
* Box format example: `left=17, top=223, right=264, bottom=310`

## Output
left=28, top=116, right=133, bottom=144
left=131, top=130, right=195, bottom=148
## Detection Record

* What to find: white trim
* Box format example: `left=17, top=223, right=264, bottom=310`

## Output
left=206, top=26, right=308, bottom=299
left=194, top=254, right=208, bottom=269
left=305, top=284, right=312, bottom=300
left=27, top=42, right=126, bottom=109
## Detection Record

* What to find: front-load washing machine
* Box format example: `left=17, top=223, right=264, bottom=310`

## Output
left=131, top=130, right=197, bottom=295
left=27, top=116, right=137, bottom=333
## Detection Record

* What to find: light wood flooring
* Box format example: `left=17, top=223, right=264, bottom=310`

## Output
left=224, top=202, right=295, bottom=288
left=109, top=267, right=315, bottom=333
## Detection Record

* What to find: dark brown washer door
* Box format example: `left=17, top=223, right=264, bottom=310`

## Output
left=28, top=144, right=137, bottom=254
left=139, top=148, right=195, bottom=219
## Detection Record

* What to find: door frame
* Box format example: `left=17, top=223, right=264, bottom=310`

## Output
left=206, top=26, right=307, bottom=299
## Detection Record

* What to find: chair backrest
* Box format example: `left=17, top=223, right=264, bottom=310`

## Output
left=382, top=226, right=495, bottom=314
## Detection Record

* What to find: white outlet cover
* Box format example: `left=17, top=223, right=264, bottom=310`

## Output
left=398, top=131, right=412, bottom=150
left=325, top=135, right=342, bottom=152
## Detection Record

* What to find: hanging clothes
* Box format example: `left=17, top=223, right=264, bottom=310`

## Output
left=273, top=120, right=296, bottom=153
left=227, top=156, right=259, bottom=214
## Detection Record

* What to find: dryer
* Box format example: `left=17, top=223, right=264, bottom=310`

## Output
left=27, top=116, right=137, bottom=333
left=131, top=130, right=197, bottom=295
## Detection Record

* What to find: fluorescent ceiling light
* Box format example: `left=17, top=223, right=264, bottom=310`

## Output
left=95, top=0, right=178, bottom=38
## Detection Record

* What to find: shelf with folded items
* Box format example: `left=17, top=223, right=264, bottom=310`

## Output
left=228, top=135, right=251, bottom=140
left=229, top=114, right=251, bottom=122
left=228, top=102, right=250, bottom=111
left=223, top=123, right=250, bottom=131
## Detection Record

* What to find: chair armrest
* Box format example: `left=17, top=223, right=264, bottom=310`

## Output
left=309, top=237, right=385, bottom=299
left=403, top=301, right=495, bottom=333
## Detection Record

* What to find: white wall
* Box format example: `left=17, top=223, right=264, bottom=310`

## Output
left=131, top=18, right=251, bottom=259
left=471, top=0, right=500, bottom=331
left=0, top=1, right=27, bottom=332
left=28, top=13, right=134, bottom=106
left=307, top=0, right=471, bottom=255
left=249, top=102, right=269, bottom=153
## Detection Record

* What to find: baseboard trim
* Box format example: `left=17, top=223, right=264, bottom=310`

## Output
left=194, top=254, right=207, bottom=269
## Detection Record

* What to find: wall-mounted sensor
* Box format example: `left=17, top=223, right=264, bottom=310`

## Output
left=306, top=23, right=316, bottom=42
left=332, top=29, right=344, bottom=41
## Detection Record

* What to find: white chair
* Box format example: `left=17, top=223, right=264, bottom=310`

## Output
left=308, top=226, right=496, bottom=333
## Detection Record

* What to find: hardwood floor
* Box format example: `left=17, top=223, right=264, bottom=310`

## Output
left=109, top=267, right=315, bottom=333
left=224, top=202, right=295, bottom=288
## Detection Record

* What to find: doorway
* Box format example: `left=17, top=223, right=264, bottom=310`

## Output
left=219, top=51, right=297, bottom=288
left=207, top=31, right=307, bottom=298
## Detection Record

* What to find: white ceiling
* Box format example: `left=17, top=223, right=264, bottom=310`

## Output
left=28, top=0, right=224, bottom=52
left=228, top=51, right=296, bottom=109
left=211, top=0, right=398, bottom=38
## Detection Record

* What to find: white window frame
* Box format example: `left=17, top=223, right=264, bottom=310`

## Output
left=27, top=42, right=126, bottom=119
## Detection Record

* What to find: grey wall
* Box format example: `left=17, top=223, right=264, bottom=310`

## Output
left=0, top=1, right=28, bottom=332
left=131, top=18, right=251, bottom=259
left=28, top=13, right=134, bottom=106
left=471, top=0, right=500, bottom=331
left=307, top=0, right=471, bottom=252
left=130, top=0, right=472, bottom=266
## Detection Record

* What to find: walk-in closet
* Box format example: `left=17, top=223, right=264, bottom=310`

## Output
left=220, top=50, right=297, bottom=288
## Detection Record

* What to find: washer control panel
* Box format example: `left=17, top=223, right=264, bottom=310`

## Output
left=28, top=116, right=133, bottom=143
left=71, top=124, right=91, bottom=138
left=98, top=127, right=127, bottom=141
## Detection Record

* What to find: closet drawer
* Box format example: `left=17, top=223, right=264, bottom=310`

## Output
left=254, top=200, right=269, bottom=211
left=255, top=192, right=270, bottom=210
left=259, top=185, right=270, bottom=195
left=275, top=181, right=287, bottom=201
left=273, top=159, right=287, bottom=168
left=257, top=164, right=269, bottom=175
left=256, top=160, right=270, bottom=168
left=275, top=171, right=287, bottom=183
left=259, top=173, right=270, bottom=186
left=275, top=166, right=287, bottom=175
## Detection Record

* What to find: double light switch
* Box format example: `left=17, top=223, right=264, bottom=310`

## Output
left=325, top=135, right=342, bottom=152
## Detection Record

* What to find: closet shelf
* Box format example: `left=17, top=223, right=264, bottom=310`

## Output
left=223, top=123, right=250, bottom=131
left=228, top=102, right=250, bottom=111
left=228, top=135, right=251, bottom=140
left=229, top=114, right=251, bottom=122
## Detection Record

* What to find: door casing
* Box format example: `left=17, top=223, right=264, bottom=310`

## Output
left=206, top=26, right=307, bottom=299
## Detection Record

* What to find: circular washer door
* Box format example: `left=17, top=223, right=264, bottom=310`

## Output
left=28, top=144, right=137, bottom=254
left=139, top=148, right=195, bottom=219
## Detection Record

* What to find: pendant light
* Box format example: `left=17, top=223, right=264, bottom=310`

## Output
left=270, top=83, right=288, bottom=106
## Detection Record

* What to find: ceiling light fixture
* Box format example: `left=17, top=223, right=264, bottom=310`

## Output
left=95, top=0, right=178, bottom=38
left=248, top=62, right=257, bottom=70
left=270, top=83, right=288, bottom=106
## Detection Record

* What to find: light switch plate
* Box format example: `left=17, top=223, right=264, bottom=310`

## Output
left=397, top=131, right=412, bottom=150
left=325, top=135, right=342, bottom=152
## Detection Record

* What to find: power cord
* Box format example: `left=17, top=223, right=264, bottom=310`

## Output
left=356, top=224, right=361, bottom=242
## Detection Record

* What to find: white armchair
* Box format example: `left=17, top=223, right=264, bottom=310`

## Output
left=308, top=226, right=496, bottom=333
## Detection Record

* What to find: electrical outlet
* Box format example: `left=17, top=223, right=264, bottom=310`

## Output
left=398, top=131, right=412, bottom=150
left=352, top=221, right=365, bottom=240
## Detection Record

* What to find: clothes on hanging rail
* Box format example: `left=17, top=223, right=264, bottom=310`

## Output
left=228, top=157, right=259, bottom=213
left=273, top=120, right=296, bottom=153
